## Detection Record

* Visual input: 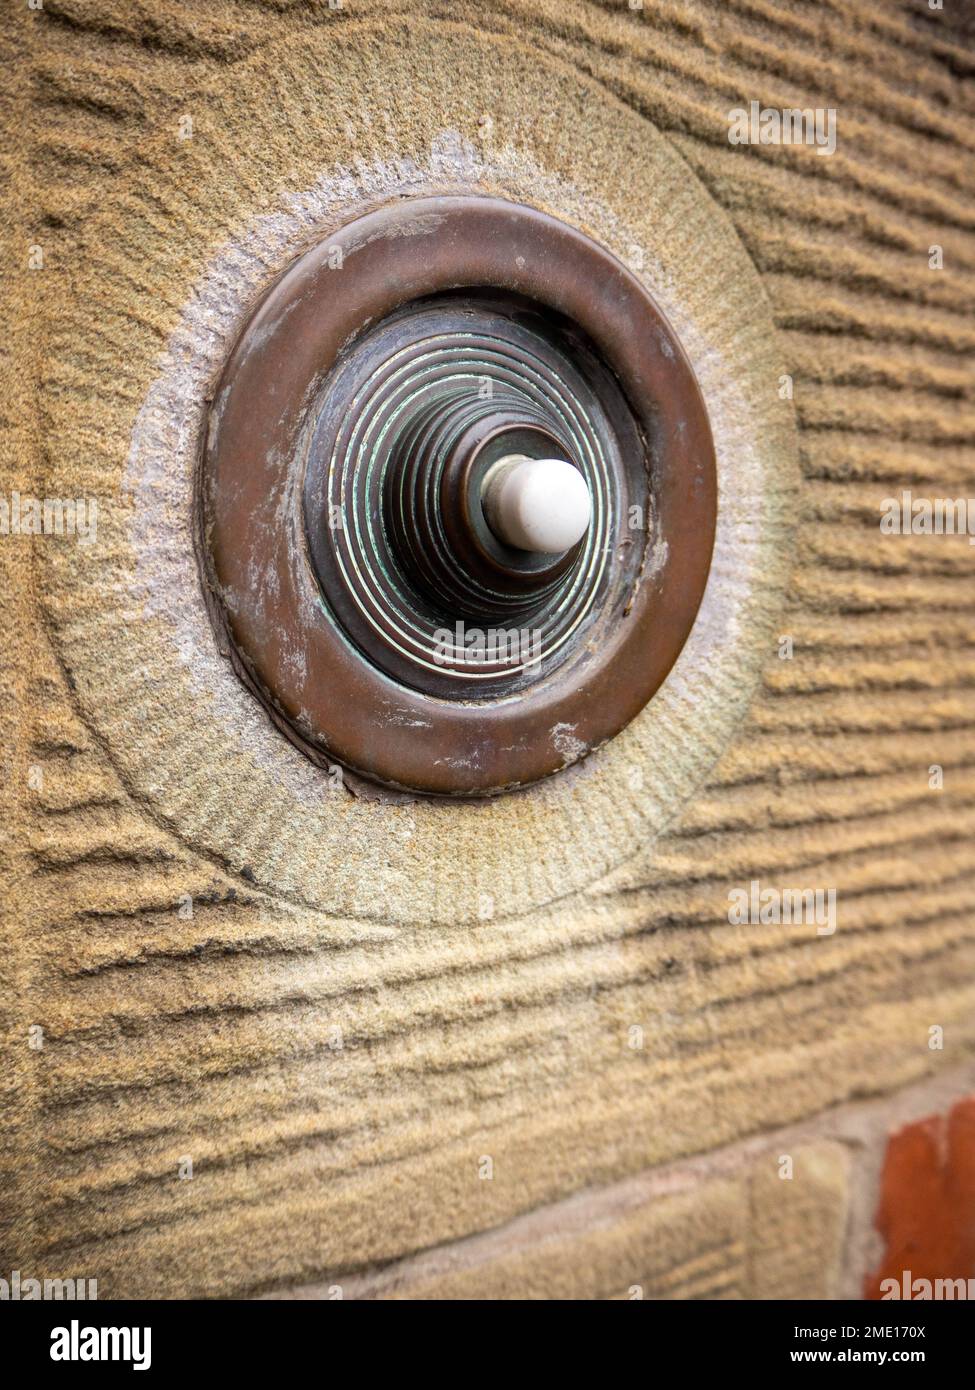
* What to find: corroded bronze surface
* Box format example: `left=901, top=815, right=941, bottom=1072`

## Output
left=200, top=196, right=717, bottom=796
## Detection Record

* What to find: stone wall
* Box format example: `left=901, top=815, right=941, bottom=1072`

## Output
left=2, top=0, right=974, bottom=1299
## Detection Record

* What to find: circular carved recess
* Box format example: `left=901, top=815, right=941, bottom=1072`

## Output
left=200, top=196, right=717, bottom=797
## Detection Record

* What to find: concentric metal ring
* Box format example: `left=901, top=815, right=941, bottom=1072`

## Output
left=302, top=295, right=639, bottom=695
left=200, top=195, right=717, bottom=797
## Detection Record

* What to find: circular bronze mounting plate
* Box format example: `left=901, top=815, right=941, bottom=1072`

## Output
left=200, top=195, right=717, bottom=797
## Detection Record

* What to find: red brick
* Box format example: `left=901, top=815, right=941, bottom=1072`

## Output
left=864, top=1097, right=975, bottom=1298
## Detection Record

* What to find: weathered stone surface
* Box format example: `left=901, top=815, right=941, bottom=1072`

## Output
left=370, top=1144, right=850, bottom=1301
left=2, top=0, right=974, bottom=1299
left=750, top=1143, right=850, bottom=1301
left=381, top=1179, right=748, bottom=1301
